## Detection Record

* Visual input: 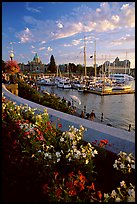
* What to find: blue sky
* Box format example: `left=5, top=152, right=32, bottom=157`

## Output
left=2, top=2, right=135, bottom=68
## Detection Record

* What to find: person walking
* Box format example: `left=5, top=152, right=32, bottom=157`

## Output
left=101, top=113, right=104, bottom=122
left=90, top=110, right=96, bottom=121
left=80, top=111, right=85, bottom=118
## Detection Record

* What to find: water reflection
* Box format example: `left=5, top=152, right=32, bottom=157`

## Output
left=40, top=81, right=135, bottom=132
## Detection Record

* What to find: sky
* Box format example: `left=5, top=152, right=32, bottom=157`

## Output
left=2, top=2, right=135, bottom=68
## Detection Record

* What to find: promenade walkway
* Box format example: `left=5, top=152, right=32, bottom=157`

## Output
left=2, top=83, right=135, bottom=157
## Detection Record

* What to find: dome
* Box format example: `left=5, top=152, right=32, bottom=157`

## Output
left=33, top=53, right=39, bottom=61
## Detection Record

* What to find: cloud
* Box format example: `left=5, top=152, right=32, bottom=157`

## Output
left=63, top=44, right=72, bottom=47
left=40, top=40, right=46, bottom=44
left=26, top=2, right=42, bottom=13
left=16, top=2, right=134, bottom=44
left=111, top=34, right=135, bottom=46
left=39, top=47, right=46, bottom=51
left=31, top=45, right=35, bottom=49
left=16, top=27, right=34, bottom=43
left=56, top=21, right=64, bottom=29
left=72, top=39, right=82, bottom=46
left=47, top=46, right=52, bottom=52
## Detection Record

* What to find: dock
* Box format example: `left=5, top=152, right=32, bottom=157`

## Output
left=83, top=89, right=135, bottom=96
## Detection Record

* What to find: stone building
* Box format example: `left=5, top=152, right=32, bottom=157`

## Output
left=103, top=57, right=131, bottom=75
left=19, top=53, right=45, bottom=73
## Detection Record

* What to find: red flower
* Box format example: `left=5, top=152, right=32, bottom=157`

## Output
left=68, top=187, right=77, bottom=196
left=68, top=172, right=74, bottom=178
left=78, top=171, right=86, bottom=184
left=87, top=182, right=95, bottom=191
left=43, top=183, right=49, bottom=193
left=58, top=123, right=62, bottom=128
left=55, top=187, right=62, bottom=198
left=97, top=191, right=102, bottom=200
left=78, top=182, right=85, bottom=191
left=66, top=181, right=73, bottom=189
left=54, top=171, right=59, bottom=180
left=100, top=139, right=108, bottom=145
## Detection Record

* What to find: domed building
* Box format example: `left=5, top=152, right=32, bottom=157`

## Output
left=28, top=53, right=45, bottom=73
left=19, top=53, right=46, bottom=73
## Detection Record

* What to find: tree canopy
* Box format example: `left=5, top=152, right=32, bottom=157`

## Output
left=48, top=55, right=57, bottom=73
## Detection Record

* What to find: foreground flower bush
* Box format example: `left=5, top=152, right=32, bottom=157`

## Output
left=2, top=94, right=135, bottom=202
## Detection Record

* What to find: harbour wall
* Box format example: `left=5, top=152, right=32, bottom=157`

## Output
left=2, top=84, right=135, bottom=157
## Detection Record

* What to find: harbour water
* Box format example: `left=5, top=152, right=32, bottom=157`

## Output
left=40, top=80, right=135, bottom=132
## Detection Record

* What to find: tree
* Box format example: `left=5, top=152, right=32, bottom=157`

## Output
left=5, top=60, right=20, bottom=74
left=5, top=60, right=20, bottom=84
left=48, top=55, right=57, bottom=73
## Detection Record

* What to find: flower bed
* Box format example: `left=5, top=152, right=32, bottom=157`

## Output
left=2, top=94, right=135, bottom=202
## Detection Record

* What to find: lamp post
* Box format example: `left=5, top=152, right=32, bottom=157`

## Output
left=10, top=50, right=14, bottom=61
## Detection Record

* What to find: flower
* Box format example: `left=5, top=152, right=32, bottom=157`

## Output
left=97, top=191, right=102, bottom=200
left=120, top=180, right=126, bottom=187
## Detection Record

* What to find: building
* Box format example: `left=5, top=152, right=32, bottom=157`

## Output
left=19, top=53, right=46, bottom=73
left=103, top=57, right=131, bottom=75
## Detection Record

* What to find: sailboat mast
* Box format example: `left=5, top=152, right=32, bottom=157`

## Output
left=125, top=51, right=127, bottom=74
left=84, top=36, right=87, bottom=77
left=94, top=40, right=96, bottom=78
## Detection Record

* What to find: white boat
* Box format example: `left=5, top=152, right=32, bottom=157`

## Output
left=57, top=80, right=71, bottom=89
left=37, top=77, right=55, bottom=86
left=71, top=80, right=86, bottom=89
left=109, top=73, right=134, bottom=83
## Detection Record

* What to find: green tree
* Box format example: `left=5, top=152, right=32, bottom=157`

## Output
left=48, top=55, right=57, bottom=73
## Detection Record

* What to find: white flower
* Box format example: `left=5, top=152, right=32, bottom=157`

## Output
left=120, top=163, right=125, bottom=168
left=94, top=149, right=98, bottom=154
left=131, top=164, right=135, bottom=169
left=73, top=141, right=77, bottom=146
left=115, top=197, right=121, bottom=202
left=128, top=188, right=135, bottom=198
left=113, top=163, right=118, bottom=169
left=120, top=180, right=126, bottom=187
left=60, top=137, right=64, bottom=142
left=56, top=152, right=61, bottom=158
left=111, top=190, right=116, bottom=197
left=126, top=156, right=131, bottom=163
left=82, top=153, right=87, bottom=158
left=104, top=193, right=109, bottom=199
left=85, top=159, right=89, bottom=164
left=57, top=158, right=60, bottom=162
left=44, top=153, right=49, bottom=158
left=68, top=157, right=71, bottom=161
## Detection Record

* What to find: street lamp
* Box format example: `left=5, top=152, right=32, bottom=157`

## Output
left=10, top=50, right=14, bottom=61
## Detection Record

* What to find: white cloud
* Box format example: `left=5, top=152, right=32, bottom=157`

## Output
left=40, top=40, right=46, bottom=44
left=56, top=21, right=64, bottom=29
left=110, top=34, right=135, bottom=46
left=16, top=27, right=34, bottom=43
left=39, top=47, right=46, bottom=51
left=72, top=39, right=82, bottom=46
left=16, top=2, right=134, bottom=44
left=63, top=43, right=72, bottom=47
left=31, top=50, right=36, bottom=54
left=26, top=2, right=42, bottom=13
left=47, top=46, right=52, bottom=52
left=31, top=45, right=35, bottom=49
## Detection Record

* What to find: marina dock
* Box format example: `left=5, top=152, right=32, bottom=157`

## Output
left=84, top=89, right=135, bottom=96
